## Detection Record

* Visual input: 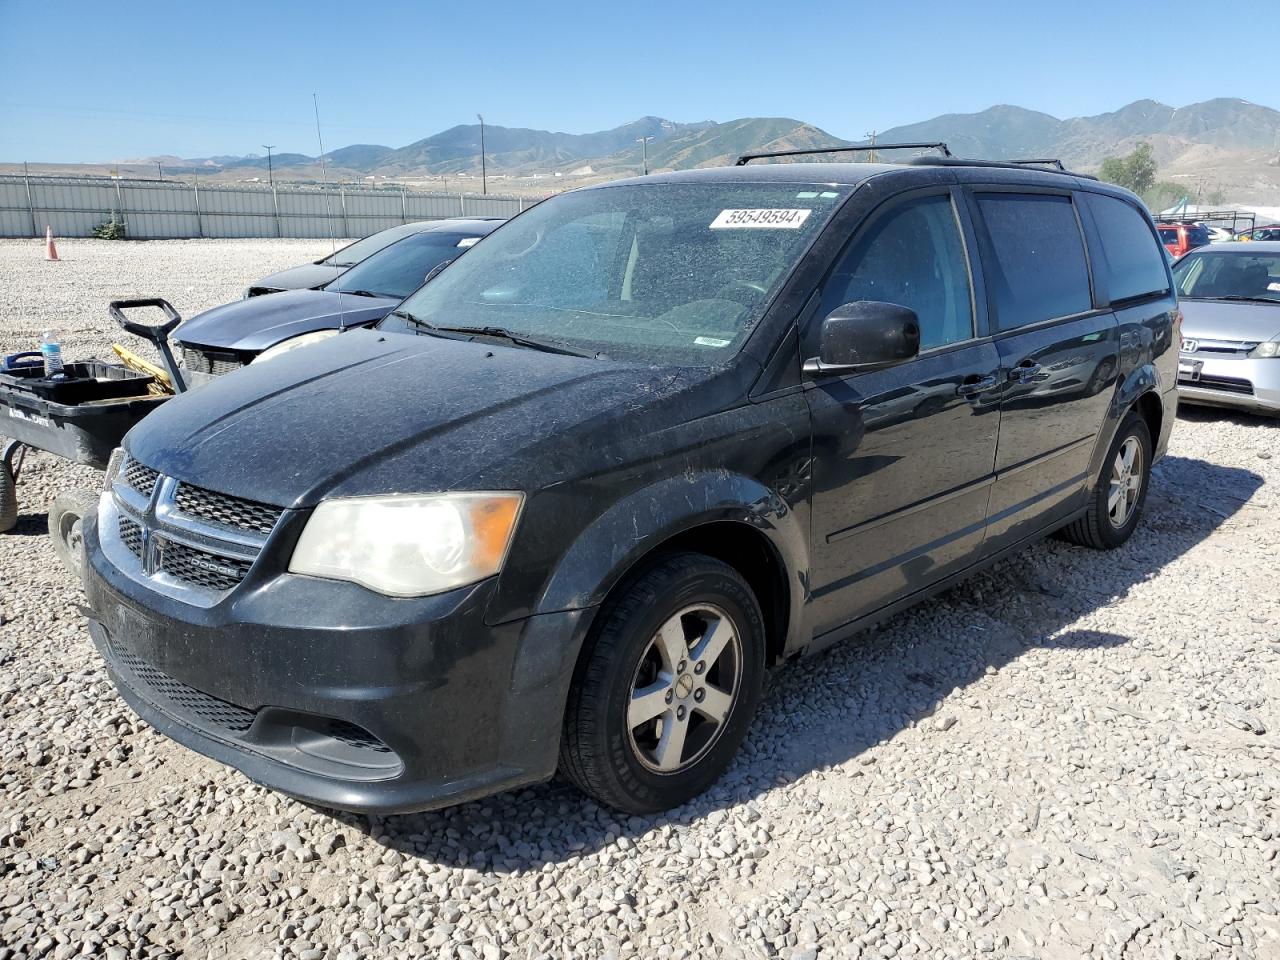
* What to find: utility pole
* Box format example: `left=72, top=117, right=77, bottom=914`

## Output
left=476, top=114, right=487, bottom=195
left=156, top=161, right=164, bottom=181
left=262, top=145, right=275, bottom=187
left=636, top=136, right=653, bottom=175
left=864, top=131, right=877, bottom=164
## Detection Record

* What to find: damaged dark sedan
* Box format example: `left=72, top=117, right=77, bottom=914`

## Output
left=176, top=218, right=502, bottom=386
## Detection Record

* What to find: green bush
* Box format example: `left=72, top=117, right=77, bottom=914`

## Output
left=92, top=214, right=127, bottom=240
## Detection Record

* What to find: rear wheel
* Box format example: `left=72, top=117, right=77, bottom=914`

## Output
left=1059, top=412, right=1152, bottom=550
left=560, top=552, right=766, bottom=814
left=50, top=487, right=98, bottom=577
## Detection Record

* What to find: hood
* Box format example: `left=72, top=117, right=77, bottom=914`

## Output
left=250, top=263, right=346, bottom=294
left=125, top=328, right=711, bottom=508
left=1180, top=298, right=1280, bottom=344
left=173, top=289, right=400, bottom=353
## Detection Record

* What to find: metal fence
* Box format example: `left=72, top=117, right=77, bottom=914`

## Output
left=0, top=175, right=535, bottom=239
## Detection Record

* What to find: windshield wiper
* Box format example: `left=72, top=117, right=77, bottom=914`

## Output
left=1202, top=295, right=1280, bottom=304
left=385, top=313, right=597, bottom=357
left=338, top=289, right=388, bottom=299
left=423, top=323, right=597, bottom=358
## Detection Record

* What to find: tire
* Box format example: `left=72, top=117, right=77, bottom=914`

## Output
left=0, top=460, right=16, bottom=534
left=1059, top=412, right=1152, bottom=550
left=560, top=552, right=766, bottom=814
left=50, top=487, right=99, bottom=577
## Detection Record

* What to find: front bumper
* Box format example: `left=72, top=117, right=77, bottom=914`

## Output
left=1178, top=352, right=1280, bottom=414
left=83, top=514, right=591, bottom=814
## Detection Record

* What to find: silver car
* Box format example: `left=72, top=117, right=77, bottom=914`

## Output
left=1172, top=241, right=1280, bottom=415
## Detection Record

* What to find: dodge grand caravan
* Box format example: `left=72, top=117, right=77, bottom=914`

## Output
left=83, top=151, right=1178, bottom=815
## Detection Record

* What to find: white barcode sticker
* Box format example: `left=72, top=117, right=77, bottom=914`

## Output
left=694, top=336, right=731, bottom=347
left=710, top=208, right=812, bottom=230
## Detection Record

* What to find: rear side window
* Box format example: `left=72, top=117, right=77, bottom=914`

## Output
left=1084, top=194, right=1170, bottom=302
left=975, top=193, right=1093, bottom=332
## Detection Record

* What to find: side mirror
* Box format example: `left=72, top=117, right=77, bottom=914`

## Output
left=803, top=301, right=920, bottom=375
left=424, top=259, right=455, bottom=284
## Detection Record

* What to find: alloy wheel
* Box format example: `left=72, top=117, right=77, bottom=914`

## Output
left=1107, top=437, right=1143, bottom=528
left=626, top=604, right=742, bottom=774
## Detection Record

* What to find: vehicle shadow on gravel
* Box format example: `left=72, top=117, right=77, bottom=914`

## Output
left=1176, top=404, right=1280, bottom=429
left=332, top=454, right=1263, bottom=872
left=6, top=512, right=49, bottom=536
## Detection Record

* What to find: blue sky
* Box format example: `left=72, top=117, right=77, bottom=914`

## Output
left=2, top=0, right=1276, bottom=161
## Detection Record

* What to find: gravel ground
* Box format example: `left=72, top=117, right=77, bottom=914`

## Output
left=1, top=238, right=1278, bottom=960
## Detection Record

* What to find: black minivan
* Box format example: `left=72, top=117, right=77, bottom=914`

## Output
left=82, top=152, right=1178, bottom=815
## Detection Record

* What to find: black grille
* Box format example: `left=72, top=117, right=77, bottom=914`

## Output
left=181, top=346, right=245, bottom=377
left=174, top=484, right=282, bottom=535
left=122, top=459, right=159, bottom=498
left=1196, top=343, right=1257, bottom=356
left=119, top=516, right=144, bottom=558
left=157, top=538, right=252, bottom=592
left=328, top=720, right=394, bottom=755
left=1182, top=374, right=1254, bottom=395
left=113, top=649, right=256, bottom=734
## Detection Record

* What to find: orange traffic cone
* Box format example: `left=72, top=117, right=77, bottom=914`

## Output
left=45, top=226, right=59, bottom=261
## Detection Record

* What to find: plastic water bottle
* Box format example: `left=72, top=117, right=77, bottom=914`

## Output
left=41, top=330, right=65, bottom=377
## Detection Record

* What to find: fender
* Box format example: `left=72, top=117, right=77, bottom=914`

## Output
left=503, top=471, right=808, bottom=744
left=1087, top=360, right=1163, bottom=487
left=532, top=468, right=809, bottom=640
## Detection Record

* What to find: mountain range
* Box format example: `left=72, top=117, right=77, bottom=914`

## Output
left=14, top=98, right=1280, bottom=204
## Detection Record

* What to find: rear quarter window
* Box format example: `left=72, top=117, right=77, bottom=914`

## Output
left=975, top=193, right=1093, bottom=332
left=1083, top=194, right=1170, bottom=302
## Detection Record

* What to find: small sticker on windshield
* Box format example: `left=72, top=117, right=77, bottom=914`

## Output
left=694, top=336, right=732, bottom=347
left=710, top=209, right=812, bottom=230
left=1270, top=281, right=1280, bottom=292
left=456, top=236, right=480, bottom=248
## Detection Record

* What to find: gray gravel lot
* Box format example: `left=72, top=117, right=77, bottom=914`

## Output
left=1, top=238, right=1278, bottom=960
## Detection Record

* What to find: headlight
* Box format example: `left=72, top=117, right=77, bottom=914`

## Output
left=252, top=329, right=340, bottom=365
left=1249, top=340, right=1279, bottom=359
left=288, top=493, right=523, bottom=597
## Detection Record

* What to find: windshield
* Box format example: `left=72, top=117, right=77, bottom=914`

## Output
left=323, top=233, right=471, bottom=300
left=1172, top=251, right=1280, bottom=301
left=319, top=224, right=423, bottom=267
left=382, top=182, right=850, bottom=364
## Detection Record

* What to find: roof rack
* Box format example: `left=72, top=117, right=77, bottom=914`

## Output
left=734, top=142, right=952, bottom=166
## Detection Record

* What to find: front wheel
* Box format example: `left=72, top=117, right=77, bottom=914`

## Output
left=1059, top=412, right=1152, bottom=550
left=560, top=553, right=766, bottom=814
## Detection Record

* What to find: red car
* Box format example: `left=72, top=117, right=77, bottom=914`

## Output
left=1157, top=222, right=1212, bottom=259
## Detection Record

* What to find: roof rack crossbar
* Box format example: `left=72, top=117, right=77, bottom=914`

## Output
left=734, top=142, right=952, bottom=166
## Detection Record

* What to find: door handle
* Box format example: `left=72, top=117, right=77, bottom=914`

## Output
left=1008, top=361, right=1042, bottom=383
left=955, top=374, right=998, bottom=397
